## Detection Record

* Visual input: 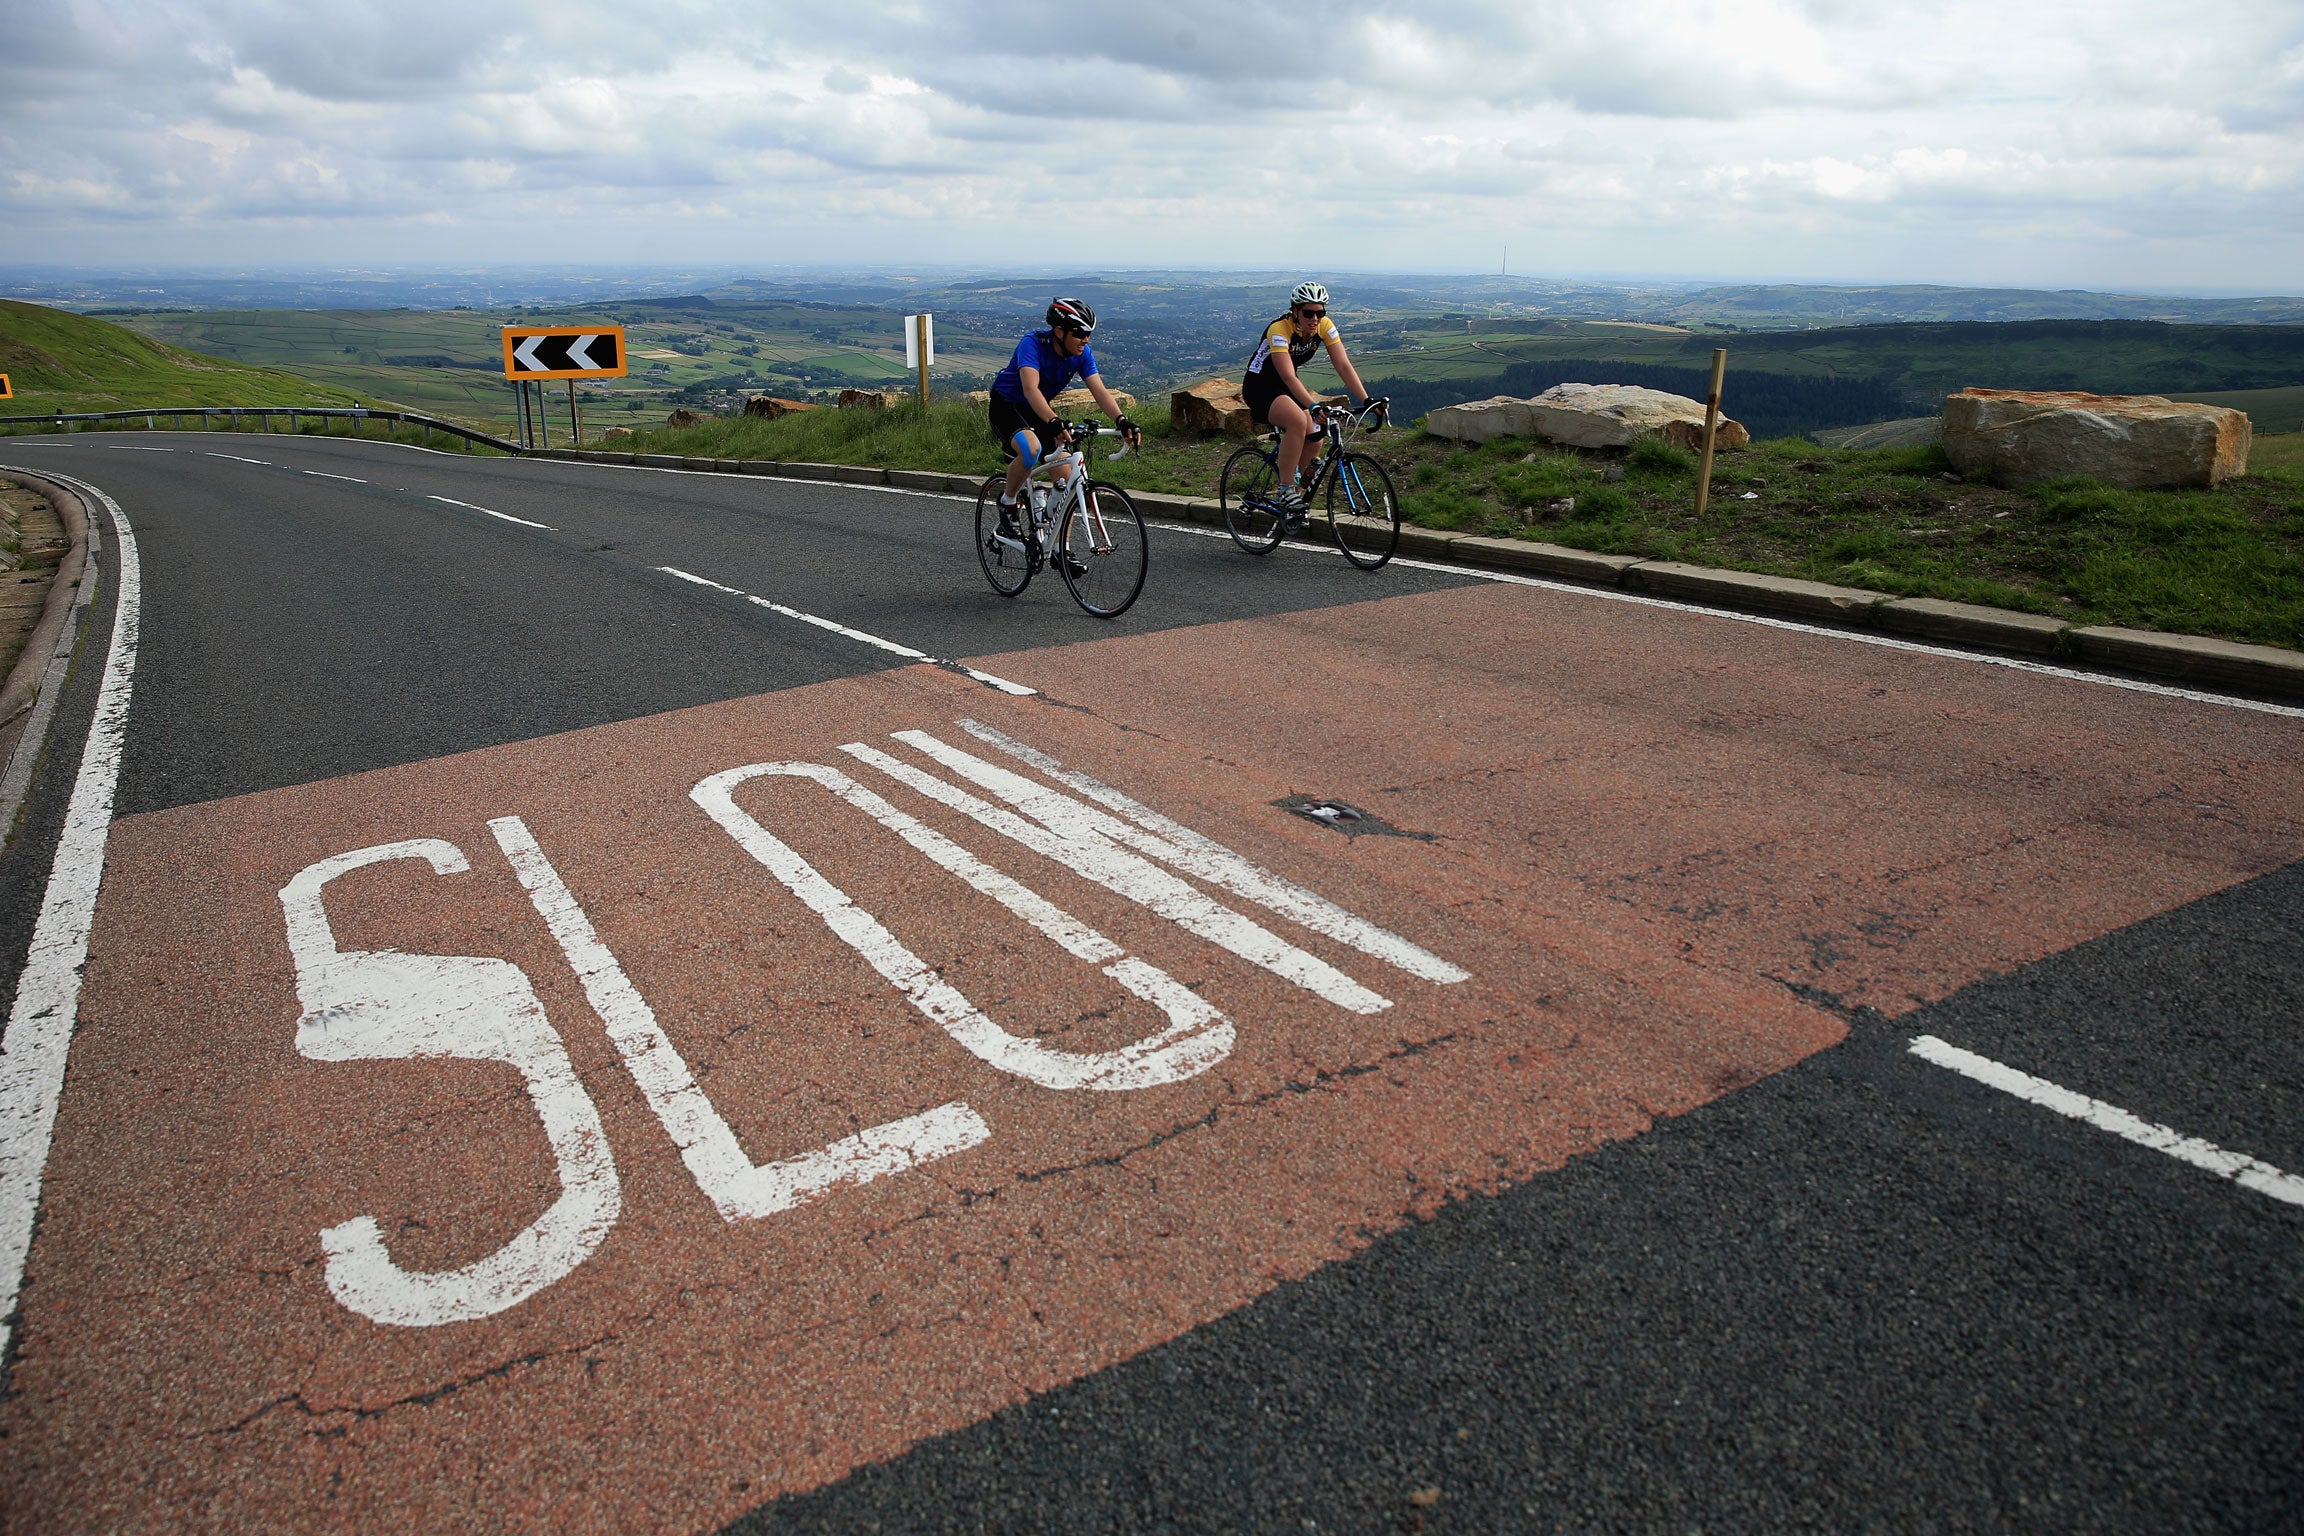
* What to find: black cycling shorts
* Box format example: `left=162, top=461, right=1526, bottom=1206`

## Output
left=989, top=394, right=1060, bottom=461
left=1242, top=368, right=1324, bottom=433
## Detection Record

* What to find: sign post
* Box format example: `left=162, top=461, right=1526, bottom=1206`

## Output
left=502, top=325, right=627, bottom=448
left=1695, top=348, right=1728, bottom=517
left=904, top=314, right=935, bottom=407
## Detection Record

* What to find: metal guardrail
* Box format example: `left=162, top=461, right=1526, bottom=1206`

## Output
left=0, top=405, right=522, bottom=455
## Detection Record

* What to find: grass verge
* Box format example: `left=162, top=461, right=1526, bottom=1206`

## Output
left=611, top=405, right=2304, bottom=650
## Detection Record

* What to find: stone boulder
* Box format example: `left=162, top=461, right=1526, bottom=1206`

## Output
left=1940, top=389, right=2250, bottom=489
left=1170, top=377, right=1252, bottom=436
left=1050, top=387, right=1136, bottom=414
left=665, top=409, right=705, bottom=428
left=743, top=395, right=815, bottom=419
left=838, top=388, right=900, bottom=409
left=599, top=425, right=633, bottom=441
left=1426, top=396, right=1533, bottom=445
left=1525, top=383, right=1749, bottom=452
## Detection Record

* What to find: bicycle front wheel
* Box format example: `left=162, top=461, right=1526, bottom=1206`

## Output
left=1327, top=452, right=1401, bottom=570
left=1057, top=481, right=1148, bottom=617
left=974, top=474, right=1034, bottom=597
left=1220, top=445, right=1285, bottom=555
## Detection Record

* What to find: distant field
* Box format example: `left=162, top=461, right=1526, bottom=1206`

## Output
left=121, top=302, right=1016, bottom=438
left=2167, top=385, right=2304, bottom=435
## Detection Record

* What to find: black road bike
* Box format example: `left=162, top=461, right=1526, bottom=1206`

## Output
left=1219, top=398, right=1401, bottom=570
left=973, top=422, right=1148, bottom=618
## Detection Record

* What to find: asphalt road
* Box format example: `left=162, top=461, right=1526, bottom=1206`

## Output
left=0, top=431, right=2298, bottom=1535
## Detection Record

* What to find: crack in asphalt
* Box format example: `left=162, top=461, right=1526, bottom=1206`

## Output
left=999, top=1031, right=1464, bottom=1189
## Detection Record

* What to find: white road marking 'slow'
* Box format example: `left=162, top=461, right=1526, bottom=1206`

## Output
left=0, top=473, right=139, bottom=1357
left=489, top=814, right=995, bottom=1213
left=280, top=839, right=620, bottom=1327
left=657, top=565, right=1036, bottom=695
left=953, top=720, right=1469, bottom=985
left=691, top=767, right=1232, bottom=1091
left=1142, top=519, right=2304, bottom=722
left=428, top=493, right=553, bottom=530
left=303, top=470, right=366, bottom=483
left=1909, top=1034, right=2304, bottom=1207
left=844, top=739, right=1393, bottom=1015
left=206, top=452, right=271, bottom=465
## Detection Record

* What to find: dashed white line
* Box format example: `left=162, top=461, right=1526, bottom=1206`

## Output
left=1142, top=518, right=2304, bottom=721
left=657, top=565, right=1036, bottom=695
left=205, top=452, right=271, bottom=466
left=302, top=470, right=366, bottom=483
left=1909, top=1034, right=2304, bottom=1207
left=428, top=493, right=553, bottom=530
left=0, top=472, right=141, bottom=1356
left=104, top=445, right=172, bottom=452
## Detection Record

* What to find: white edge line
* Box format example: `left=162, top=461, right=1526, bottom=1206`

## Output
left=427, top=494, right=553, bottom=531
left=0, top=469, right=141, bottom=1357
left=1909, top=1034, right=2304, bottom=1207
left=656, top=566, right=1036, bottom=695
left=1140, top=517, right=2304, bottom=721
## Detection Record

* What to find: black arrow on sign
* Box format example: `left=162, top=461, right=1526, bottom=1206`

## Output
left=509, top=332, right=621, bottom=373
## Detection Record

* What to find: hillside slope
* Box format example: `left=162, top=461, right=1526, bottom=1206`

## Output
left=0, top=300, right=363, bottom=412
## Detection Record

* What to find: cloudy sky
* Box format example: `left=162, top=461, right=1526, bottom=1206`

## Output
left=5, top=0, right=2302, bottom=291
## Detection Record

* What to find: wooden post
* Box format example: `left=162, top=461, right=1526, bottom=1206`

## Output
left=914, top=314, right=932, bottom=408
left=1695, top=347, right=1728, bottom=517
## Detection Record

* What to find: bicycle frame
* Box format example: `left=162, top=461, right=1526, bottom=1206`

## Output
left=1268, top=399, right=1384, bottom=498
left=1020, top=421, right=1130, bottom=553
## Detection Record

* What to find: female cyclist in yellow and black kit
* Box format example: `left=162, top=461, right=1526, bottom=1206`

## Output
left=1241, top=281, right=1378, bottom=519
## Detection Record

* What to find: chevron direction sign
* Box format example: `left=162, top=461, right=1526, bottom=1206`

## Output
left=500, top=325, right=627, bottom=381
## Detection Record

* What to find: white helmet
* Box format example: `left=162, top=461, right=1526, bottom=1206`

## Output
left=1290, top=280, right=1329, bottom=307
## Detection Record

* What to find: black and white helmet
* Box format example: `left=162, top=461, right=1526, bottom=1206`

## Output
left=1290, top=280, right=1329, bottom=307
left=1046, top=297, right=1097, bottom=334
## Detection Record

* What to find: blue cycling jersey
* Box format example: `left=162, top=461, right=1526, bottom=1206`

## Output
left=991, top=329, right=1099, bottom=407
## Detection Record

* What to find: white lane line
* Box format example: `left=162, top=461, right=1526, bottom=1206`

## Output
left=1141, top=519, right=2304, bottom=721
left=657, top=565, right=1037, bottom=695
left=428, top=493, right=553, bottom=531
left=1909, top=1035, right=2304, bottom=1207
left=205, top=452, right=271, bottom=466
left=104, top=445, right=171, bottom=452
left=302, top=470, right=366, bottom=483
left=0, top=472, right=141, bottom=1356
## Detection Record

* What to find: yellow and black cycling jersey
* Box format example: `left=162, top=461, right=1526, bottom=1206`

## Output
left=1244, top=313, right=1340, bottom=375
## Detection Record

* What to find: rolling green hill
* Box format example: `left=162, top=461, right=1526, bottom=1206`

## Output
left=0, top=299, right=365, bottom=413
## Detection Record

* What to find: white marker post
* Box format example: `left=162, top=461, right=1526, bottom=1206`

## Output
left=904, top=314, right=935, bottom=407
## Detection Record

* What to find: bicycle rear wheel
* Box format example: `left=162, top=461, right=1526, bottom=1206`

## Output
left=974, top=474, right=1034, bottom=597
left=1327, top=452, right=1401, bottom=570
left=1057, top=481, right=1148, bottom=617
left=1220, top=445, right=1285, bottom=554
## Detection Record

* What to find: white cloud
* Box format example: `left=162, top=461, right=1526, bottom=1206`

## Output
left=0, top=0, right=2298, bottom=288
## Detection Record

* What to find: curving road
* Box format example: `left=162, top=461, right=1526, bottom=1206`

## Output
left=0, top=431, right=2299, bottom=1535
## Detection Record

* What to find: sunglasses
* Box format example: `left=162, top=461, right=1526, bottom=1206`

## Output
left=1296, top=308, right=1326, bottom=319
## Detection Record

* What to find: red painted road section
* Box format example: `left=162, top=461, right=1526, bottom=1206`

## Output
left=5, top=583, right=2299, bottom=1532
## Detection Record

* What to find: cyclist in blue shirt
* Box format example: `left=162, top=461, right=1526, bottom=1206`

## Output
left=989, top=298, right=1140, bottom=526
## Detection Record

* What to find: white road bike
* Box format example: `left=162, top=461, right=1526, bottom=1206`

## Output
left=974, top=421, right=1149, bottom=618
